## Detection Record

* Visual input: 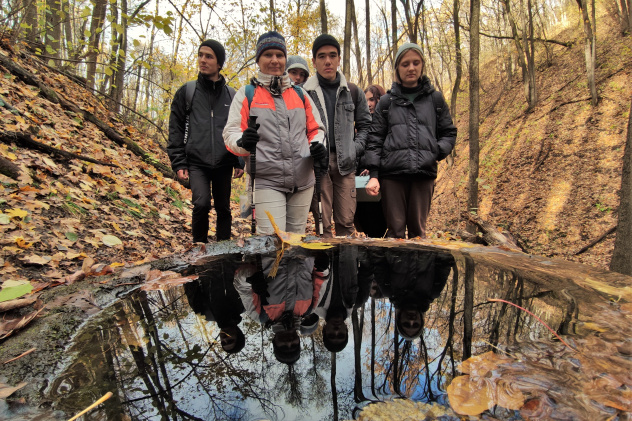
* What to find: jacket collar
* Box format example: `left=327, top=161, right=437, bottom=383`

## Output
left=253, top=71, right=292, bottom=94
left=198, top=73, right=226, bottom=92
left=389, top=75, right=433, bottom=99
left=303, top=71, right=349, bottom=91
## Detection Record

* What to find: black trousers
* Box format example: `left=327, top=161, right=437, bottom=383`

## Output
left=189, top=165, right=233, bottom=242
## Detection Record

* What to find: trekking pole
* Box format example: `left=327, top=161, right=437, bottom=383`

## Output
left=248, top=116, right=258, bottom=234
left=315, top=166, right=324, bottom=236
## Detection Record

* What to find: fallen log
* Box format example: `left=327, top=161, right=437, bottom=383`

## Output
left=0, top=130, right=118, bottom=168
left=0, top=154, right=20, bottom=179
left=0, top=51, right=173, bottom=178
left=462, top=212, right=524, bottom=252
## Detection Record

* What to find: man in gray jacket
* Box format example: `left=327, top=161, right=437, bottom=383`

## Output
left=168, top=40, right=243, bottom=243
left=303, top=34, right=372, bottom=237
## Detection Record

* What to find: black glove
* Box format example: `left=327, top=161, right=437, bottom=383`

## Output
left=237, top=125, right=260, bottom=152
left=314, top=252, right=330, bottom=272
left=310, top=142, right=328, bottom=171
left=246, top=270, right=269, bottom=304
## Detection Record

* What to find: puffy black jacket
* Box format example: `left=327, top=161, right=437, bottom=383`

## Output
left=365, top=76, right=457, bottom=179
left=168, top=74, right=241, bottom=171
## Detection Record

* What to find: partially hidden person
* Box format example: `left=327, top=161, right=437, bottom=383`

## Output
left=303, top=34, right=372, bottom=238
left=365, top=42, right=457, bottom=238
left=223, top=31, right=327, bottom=235
left=354, top=84, right=387, bottom=238
left=286, top=55, right=310, bottom=86
left=168, top=39, right=244, bottom=243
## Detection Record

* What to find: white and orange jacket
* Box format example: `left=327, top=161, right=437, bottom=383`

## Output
left=223, top=72, right=325, bottom=193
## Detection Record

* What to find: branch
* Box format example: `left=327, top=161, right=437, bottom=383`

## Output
left=574, top=225, right=617, bottom=255
left=0, top=131, right=119, bottom=168
left=461, top=25, right=573, bottom=47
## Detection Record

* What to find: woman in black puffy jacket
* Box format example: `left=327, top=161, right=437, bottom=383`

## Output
left=365, top=43, right=457, bottom=238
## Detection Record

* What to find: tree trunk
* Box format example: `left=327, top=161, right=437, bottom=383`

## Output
left=467, top=0, right=480, bottom=233
left=45, top=0, right=62, bottom=65
left=391, top=0, right=397, bottom=64
left=62, top=0, right=74, bottom=62
left=366, top=0, right=372, bottom=84
left=610, top=99, right=632, bottom=275
left=350, top=0, right=363, bottom=86
left=343, top=0, right=352, bottom=80
left=320, top=0, right=327, bottom=33
left=527, top=0, right=537, bottom=110
left=113, top=0, right=128, bottom=112
left=23, top=0, right=39, bottom=43
left=270, top=0, right=277, bottom=30
left=450, top=0, right=462, bottom=121
left=579, top=0, right=598, bottom=106
left=86, top=0, right=107, bottom=91
left=502, top=0, right=530, bottom=107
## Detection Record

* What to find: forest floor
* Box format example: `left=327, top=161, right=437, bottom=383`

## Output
left=0, top=16, right=631, bottom=414
left=429, top=18, right=632, bottom=270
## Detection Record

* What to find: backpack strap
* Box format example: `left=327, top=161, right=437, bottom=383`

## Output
left=185, top=80, right=196, bottom=113
left=184, top=80, right=196, bottom=144
left=348, top=82, right=360, bottom=108
left=246, top=83, right=305, bottom=109
left=245, top=83, right=256, bottom=109
left=430, top=90, right=443, bottom=117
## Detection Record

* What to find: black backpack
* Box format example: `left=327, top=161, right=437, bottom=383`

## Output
left=183, top=80, right=235, bottom=144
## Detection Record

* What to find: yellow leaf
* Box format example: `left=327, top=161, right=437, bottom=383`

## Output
left=265, top=211, right=332, bottom=249
left=110, top=262, right=125, bottom=267
left=102, top=235, right=122, bottom=247
left=5, top=208, right=28, bottom=219
left=447, top=376, right=494, bottom=416
left=110, top=222, right=121, bottom=232
left=3, top=152, right=17, bottom=161
left=14, top=115, right=26, bottom=124
left=15, top=237, right=33, bottom=249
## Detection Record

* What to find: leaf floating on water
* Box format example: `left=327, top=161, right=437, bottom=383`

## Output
left=495, top=378, right=526, bottom=410
left=265, top=211, right=333, bottom=249
left=460, top=350, right=511, bottom=377
left=141, top=270, right=198, bottom=291
left=0, top=381, right=28, bottom=399
left=447, top=375, right=494, bottom=416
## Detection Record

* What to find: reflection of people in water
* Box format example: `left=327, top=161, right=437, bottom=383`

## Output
left=315, top=246, right=371, bottom=352
left=234, top=249, right=328, bottom=364
left=373, top=249, right=454, bottom=340
left=183, top=260, right=246, bottom=354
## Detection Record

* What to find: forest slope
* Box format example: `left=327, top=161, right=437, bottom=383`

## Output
left=0, top=41, right=251, bottom=287
left=430, top=20, right=632, bottom=270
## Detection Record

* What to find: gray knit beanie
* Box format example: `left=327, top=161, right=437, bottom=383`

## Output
left=286, top=55, right=310, bottom=76
left=394, top=43, right=425, bottom=70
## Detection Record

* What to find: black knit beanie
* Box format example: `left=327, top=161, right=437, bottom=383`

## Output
left=312, top=34, right=341, bottom=57
left=199, top=39, right=226, bottom=69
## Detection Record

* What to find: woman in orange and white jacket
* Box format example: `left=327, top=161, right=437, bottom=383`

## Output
left=223, top=31, right=326, bottom=235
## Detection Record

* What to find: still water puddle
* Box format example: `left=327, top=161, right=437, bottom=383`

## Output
left=48, top=244, right=632, bottom=420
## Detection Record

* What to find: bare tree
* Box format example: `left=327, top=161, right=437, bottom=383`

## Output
left=391, top=0, right=397, bottom=63
left=578, top=0, right=598, bottom=105
left=343, top=0, right=352, bottom=79
left=86, top=0, right=108, bottom=90
left=468, top=0, right=481, bottom=231
left=610, top=99, right=632, bottom=275
left=320, top=0, right=327, bottom=32
left=366, top=0, right=372, bottom=84
left=450, top=0, right=462, bottom=120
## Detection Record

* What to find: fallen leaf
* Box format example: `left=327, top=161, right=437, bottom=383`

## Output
left=102, top=234, right=122, bottom=247
left=5, top=208, right=28, bottom=219
left=64, top=270, right=86, bottom=284
left=81, top=256, right=95, bottom=273
left=0, top=280, right=33, bottom=302
left=447, top=375, right=494, bottom=416
left=0, top=214, right=10, bottom=225
left=21, top=254, right=52, bottom=265
left=0, top=296, right=37, bottom=312
left=0, top=381, right=28, bottom=398
left=266, top=211, right=333, bottom=250
left=0, top=308, right=43, bottom=340
left=15, top=237, right=33, bottom=249
left=141, top=271, right=198, bottom=291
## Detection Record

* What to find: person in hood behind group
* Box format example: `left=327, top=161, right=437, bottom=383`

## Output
left=286, top=55, right=310, bottom=86
left=168, top=39, right=245, bottom=243
left=365, top=43, right=457, bottom=239
left=224, top=31, right=327, bottom=235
